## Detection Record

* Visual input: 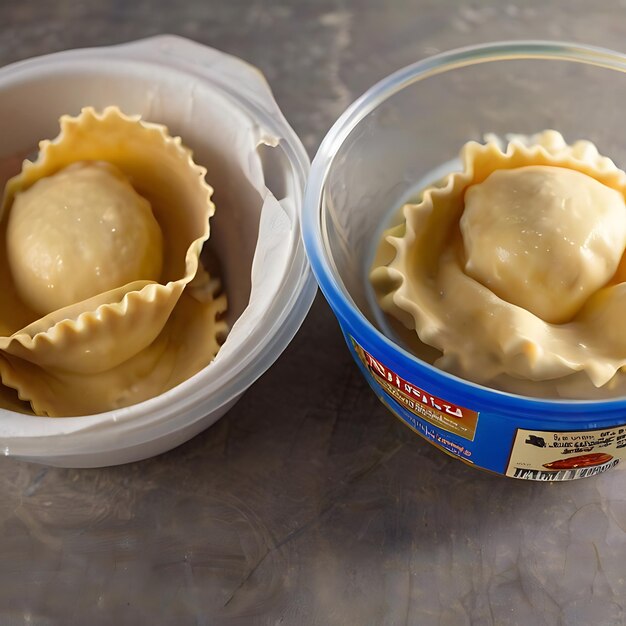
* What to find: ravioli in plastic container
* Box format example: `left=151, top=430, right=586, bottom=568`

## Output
left=0, top=35, right=316, bottom=467
left=303, top=41, right=626, bottom=481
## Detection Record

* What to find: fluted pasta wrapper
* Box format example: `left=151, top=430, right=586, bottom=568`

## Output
left=371, top=131, right=626, bottom=390
left=0, top=284, right=228, bottom=417
left=0, top=107, right=227, bottom=415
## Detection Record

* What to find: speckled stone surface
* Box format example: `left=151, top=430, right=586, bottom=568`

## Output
left=1, top=1, right=626, bottom=624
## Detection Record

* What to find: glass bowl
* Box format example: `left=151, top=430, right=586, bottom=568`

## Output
left=303, top=41, right=626, bottom=481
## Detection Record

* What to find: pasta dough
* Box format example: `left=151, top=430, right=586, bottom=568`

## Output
left=370, top=131, right=626, bottom=397
left=0, top=106, right=228, bottom=416
left=461, top=165, right=626, bottom=324
left=7, top=162, right=163, bottom=315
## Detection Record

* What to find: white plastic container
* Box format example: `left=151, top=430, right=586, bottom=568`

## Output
left=0, top=35, right=316, bottom=467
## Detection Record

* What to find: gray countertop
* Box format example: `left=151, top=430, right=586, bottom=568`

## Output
left=2, top=1, right=626, bottom=624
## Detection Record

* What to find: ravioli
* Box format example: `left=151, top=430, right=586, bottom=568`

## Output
left=461, top=165, right=626, bottom=324
left=0, top=107, right=228, bottom=416
left=370, top=131, right=626, bottom=396
left=8, top=161, right=163, bottom=315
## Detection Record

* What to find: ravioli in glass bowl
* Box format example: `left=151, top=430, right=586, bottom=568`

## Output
left=370, top=131, right=626, bottom=398
left=0, top=106, right=227, bottom=416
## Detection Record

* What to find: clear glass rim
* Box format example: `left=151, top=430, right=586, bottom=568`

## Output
left=303, top=40, right=626, bottom=415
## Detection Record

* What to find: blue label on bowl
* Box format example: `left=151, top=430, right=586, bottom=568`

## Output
left=350, top=336, right=479, bottom=463
left=348, top=334, right=626, bottom=480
